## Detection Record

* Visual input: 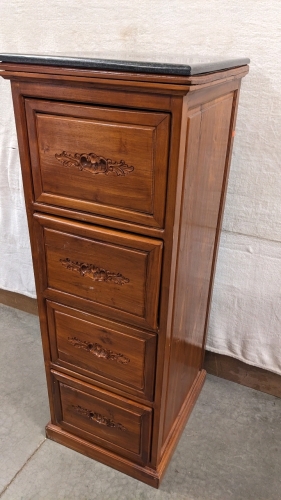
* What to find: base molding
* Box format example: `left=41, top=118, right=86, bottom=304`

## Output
left=0, top=288, right=38, bottom=315
left=46, top=423, right=161, bottom=488
left=46, top=370, right=206, bottom=488
left=204, top=351, right=281, bottom=398
left=158, top=369, right=206, bottom=478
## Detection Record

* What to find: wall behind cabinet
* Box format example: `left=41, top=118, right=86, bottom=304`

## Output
left=0, top=0, right=280, bottom=375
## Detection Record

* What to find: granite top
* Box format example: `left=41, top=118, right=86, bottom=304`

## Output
left=0, top=52, right=250, bottom=76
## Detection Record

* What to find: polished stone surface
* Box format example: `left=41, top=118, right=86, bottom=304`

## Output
left=0, top=52, right=250, bottom=75
left=0, top=303, right=280, bottom=499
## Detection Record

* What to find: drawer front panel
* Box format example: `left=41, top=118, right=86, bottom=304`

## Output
left=47, top=302, right=157, bottom=400
left=52, top=372, right=152, bottom=463
left=26, top=99, right=170, bottom=227
left=35, top=214, right=162, bottom=329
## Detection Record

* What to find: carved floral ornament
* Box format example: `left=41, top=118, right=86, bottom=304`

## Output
left=72, top=404, right=126, bottom=432
left=55, top=150, right=134, bottom=176
left=60, top=258, right=129, bottom=286
left=68, top=336, right=130, bottom=365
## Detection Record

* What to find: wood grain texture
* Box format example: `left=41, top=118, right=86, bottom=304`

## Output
left=46, top=368, right=206, bottom=488
left=34, top=213, right=163, bottom=330
left=150, top=94, right=189, bottom=465
left=51, top=370, right=152, bottom=465
left=47, top=301, right=157, bottom=401
left=4, top=284, right=278, bottom=400
left=2, top=284, right=279, bottom=400
left=25, top=99, right=170, bottom=227
left=204, top=351, right=281, bottom=398
left=0, top=61, right=249, bottom=487
left=162, top=91, right=237, bottom=445
left=0, top=288, right=38, bottom=315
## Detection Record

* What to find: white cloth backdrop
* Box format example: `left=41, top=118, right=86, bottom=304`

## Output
left=0, top=0, right=280, bottom=375
left=0, top=85, right=36, bottom=297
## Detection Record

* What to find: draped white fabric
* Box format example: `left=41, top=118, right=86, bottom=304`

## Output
left=0, top=80, right=36, bottom=298
left=0, top=0, right=280, bottom=375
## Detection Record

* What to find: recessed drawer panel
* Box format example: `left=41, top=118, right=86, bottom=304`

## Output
left=47, top=301, right=157, bottom=400
left=34, top=214, right=162, bottom=330
left=52, top=371, right=152, bottom=464
left=25, top=99, right=170, bottom=228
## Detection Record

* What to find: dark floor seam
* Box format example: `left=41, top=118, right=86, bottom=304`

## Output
left=0, top=438, right=47, bottom=497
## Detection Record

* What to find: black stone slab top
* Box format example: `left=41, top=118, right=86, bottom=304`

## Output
left=0, top=52, right=250, bottom=76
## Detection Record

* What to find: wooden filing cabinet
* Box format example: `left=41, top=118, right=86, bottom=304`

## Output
left=0, top=53, right=249, bottom=487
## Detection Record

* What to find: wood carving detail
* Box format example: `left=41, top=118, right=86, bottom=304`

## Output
left=55, top=151, right=134, bottom=176
left=72, top=404, right=126, bottom=431
left=68, top=336, right=130, bottom=364
left=60, top=258, right=129, bottom=285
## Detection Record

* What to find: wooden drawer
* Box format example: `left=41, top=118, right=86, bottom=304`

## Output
left=25, top=99, right=170, bottom=228
left=47, top=301, right=157, bottom=401
left=52, top=371, right=152, bottom=464
left=34, top=214, right=162, bottom=330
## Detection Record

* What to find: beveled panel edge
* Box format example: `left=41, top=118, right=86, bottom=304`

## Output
left=54, top=384, right=147, bottom=463
left=47, top=300, right=157, bottom=401
left=34, top=212, right=163, bottom=330
left=25, top=97, right=170, bottom=229
left=32, top=202, right=165, bottom=238
left=51, top=369, right=153, bottom=412
left=50, top=370, right=153, bottom=463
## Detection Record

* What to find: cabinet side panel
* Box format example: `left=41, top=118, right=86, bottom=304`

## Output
left=162, top=92, right=235, bottom=444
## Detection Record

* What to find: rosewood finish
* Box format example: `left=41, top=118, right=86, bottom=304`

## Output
left=55, top=150, right=135, bottom=176
left=0, top=53, right=249, bottom=488
left=25, top=98, right=170, bottom=228
left=59, top=258, right=130, bottom=286
left=67, top=337, right=131, bottom=364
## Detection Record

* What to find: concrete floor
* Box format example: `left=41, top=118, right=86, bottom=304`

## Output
left=0, top=303, right=280, bottom=500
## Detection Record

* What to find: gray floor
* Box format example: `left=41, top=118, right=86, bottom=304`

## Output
left=0, top=304, right=280, bottom=500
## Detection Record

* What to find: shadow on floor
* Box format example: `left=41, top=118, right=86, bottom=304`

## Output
left=0, top=304, right=280, bottom=500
